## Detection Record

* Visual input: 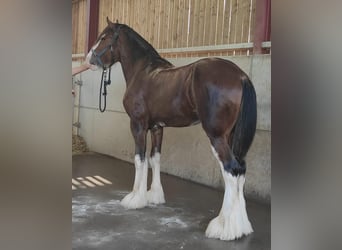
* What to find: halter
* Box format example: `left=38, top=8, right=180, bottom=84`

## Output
left=95, top=26, right=121, bottom=112
left=92, top=26, right=121, bottom=68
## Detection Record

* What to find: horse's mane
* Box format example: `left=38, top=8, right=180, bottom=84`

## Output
left=120, top=24, right=173, bottom=68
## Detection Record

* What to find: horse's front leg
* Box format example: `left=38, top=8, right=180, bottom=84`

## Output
left=121, top=120, right=148, bottom=209
left=147, top=127, right=165, bottom=205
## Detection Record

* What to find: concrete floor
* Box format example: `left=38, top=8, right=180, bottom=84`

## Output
left=72, top=153, right=270, bottom=250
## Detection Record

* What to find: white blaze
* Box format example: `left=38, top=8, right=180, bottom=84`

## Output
left=85, top=35, right=105, bottom=71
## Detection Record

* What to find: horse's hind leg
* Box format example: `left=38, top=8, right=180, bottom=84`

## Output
left=121, top=120, right=148, bottom=209
left=147, top=127, right=165, bottom=204
left=205, top=136, right=253, bottom=240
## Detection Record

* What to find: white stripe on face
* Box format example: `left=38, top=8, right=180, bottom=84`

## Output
left=85, top=34, right=105, bottom=71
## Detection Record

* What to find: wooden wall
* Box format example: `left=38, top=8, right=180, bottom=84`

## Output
left=73, top=0, right=257, bottom=56
left=72, top=0, right=87, bottom=54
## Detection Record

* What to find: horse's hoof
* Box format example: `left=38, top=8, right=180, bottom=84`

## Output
left=120, top=191, right=147, bottom=209
left=147, top=188, right=165, bottom=205
left=205, top=213, right=253, bottom=241
left=205, top=215, right=224, bottom=239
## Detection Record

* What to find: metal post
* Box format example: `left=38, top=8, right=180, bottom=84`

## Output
left=86, top=0, right=100, bottom=54
left=253, top=0, right=271, bottom=54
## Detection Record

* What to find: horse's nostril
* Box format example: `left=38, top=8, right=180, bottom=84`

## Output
left=89, top=56, right=96, bottom=65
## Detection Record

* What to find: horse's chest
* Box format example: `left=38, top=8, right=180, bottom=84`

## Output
left=123, top=92, right=147, bottom=119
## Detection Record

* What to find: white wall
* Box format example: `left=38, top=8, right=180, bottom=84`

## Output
left=74, top=55, right=271, bottom=201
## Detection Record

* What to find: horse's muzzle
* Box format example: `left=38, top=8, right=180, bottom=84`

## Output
left=89, top=54, right=98, bottom=66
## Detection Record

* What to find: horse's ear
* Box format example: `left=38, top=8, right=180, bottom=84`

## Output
left=106, top=16, right=111, bottom=25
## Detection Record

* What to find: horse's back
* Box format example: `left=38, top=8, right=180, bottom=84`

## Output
left=193, top=57, right=245, bottom=83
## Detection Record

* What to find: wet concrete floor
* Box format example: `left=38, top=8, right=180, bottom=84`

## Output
left=72, top=153, right=270, bottom=250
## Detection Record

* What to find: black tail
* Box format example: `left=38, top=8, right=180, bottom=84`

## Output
left=231, top=76, right=257, bottom=168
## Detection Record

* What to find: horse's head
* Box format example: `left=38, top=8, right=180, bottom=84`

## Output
left=86, top=17, right=121, bottom=70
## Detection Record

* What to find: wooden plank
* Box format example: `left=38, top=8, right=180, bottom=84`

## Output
left=81, top=0, right=87, bottom=53
left=145, top=0, right=151, bottom=43
left=209, top=0, right=218, bottom=45
left=158, top=0, right=166, bottom=48
left=165, top=0, right=172, bottom=49
left=216, top=0, right=224, bottom=45
left=77, top=0, right=83, bottom=53
left=118, top=0, right=122, bottom=22
left=182, top=0, right=190, bottom=48
left=76, top=1, right=81, bottom=53
left=196, top=0, right=205, bottom=46
left=98, top=0, right=104, bottom=32
left=72, top=2, right=78, bottom=54
left=102, top=0, right=106, bottom=28
left=110, top=0, right=115, bottom=22
left=236, top=0, right=250, bottom=54
left=241, top=0, right=251, bottom=43
left=229, top=0, right=238, bottom=44
left=163, top=1, right=171, bottom=48
left=177, top=0, right=183, bottom=48
left=138, top=0, right=144, bottom=35
left=153, top=0, right=161, bottom=48
left=122, top=0, right=128, bottom=24
left=235, top=0, right=247, bottom=44
left=134, top=0, right=142, bottom=34
left=120, top=0, right=124, bottom=23
left=177, top=0, right=185, bottom=48
left=171, top=0, right=179, bottom=48
left=133, top=0, right=138, bottom=30
left=141, top=0, right=147, bottom=39
left=234, top=0, right=243, bottom=55
left=223, top=0, right=231, bottom=44
left=188, top=0, right=196, bottom=47
left=127, top=0, right=133, bottom=27
left=149, top=0, right=157, bottom=47
left=249, top=0, right=256, bottom=43
left=119, top=0, right=124, bottom=23
left=105, top=0, right=112, bottom=25
left=203, top=0, right=211, bottom=45
left=157, top=0, right=162, bottom=48
left=127, top=0, right=130, bottom=26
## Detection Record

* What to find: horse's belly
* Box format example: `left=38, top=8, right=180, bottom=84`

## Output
left=152, top=112, right=199, bottom=128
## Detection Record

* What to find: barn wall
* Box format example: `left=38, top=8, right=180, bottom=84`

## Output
left=72, top=0, right=87, bottom=54
left=73, top=0, right=258, bottom=56
left=75, top=54, right=271, bottom=201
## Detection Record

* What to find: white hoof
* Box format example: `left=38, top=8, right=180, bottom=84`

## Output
left=147, top=187, right=165, bottom=205
left=205, top=213, right=253, bottom=241
left=120, top=191, right=147, bottom=209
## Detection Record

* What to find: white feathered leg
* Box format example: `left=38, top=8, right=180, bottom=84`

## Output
left=147, top=153, right=165, bottom=204
left=121, top=155, right=148, bottom=209
left=206, top=147, right=253, bottom=240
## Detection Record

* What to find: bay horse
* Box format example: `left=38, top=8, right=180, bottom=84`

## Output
left=86, top=18, right=257, bottom=241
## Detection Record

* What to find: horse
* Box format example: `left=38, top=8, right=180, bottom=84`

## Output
left=86, top=17, right=257, bottom=241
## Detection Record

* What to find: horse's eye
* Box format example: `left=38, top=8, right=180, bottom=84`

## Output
left=101, top=37, right=105, bottom=41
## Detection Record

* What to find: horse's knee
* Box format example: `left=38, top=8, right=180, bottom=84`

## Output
left=223, top=158, right=246, bottom=176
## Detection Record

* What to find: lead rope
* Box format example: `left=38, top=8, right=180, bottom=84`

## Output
left=99, top=67, right=112, bottom=112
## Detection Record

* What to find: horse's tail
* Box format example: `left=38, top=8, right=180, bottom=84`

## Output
left=230, top=75, right=257, bottom=168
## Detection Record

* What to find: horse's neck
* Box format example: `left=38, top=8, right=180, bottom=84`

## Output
left=119, top=52, right=136, bottom=84
left=118, top=39, right=147, bottom=86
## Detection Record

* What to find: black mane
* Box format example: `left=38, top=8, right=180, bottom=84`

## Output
left=120, top=24, right=173, bottom=68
